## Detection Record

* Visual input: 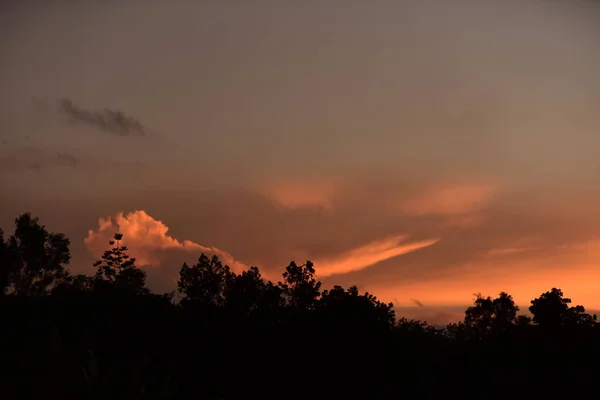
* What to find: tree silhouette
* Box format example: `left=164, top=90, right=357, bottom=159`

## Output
left=0, top=228, right=7, bottom=294
left=177, top=253, right=234, bottom=307
left=0, top=213, right=70, bottom=296
left=563, top=304, right=597, bottom=328
left=225, top=265, right=283, bottom=319
left=516, top=314, right=532, bottom=326
left=445, top=320, right=468, bottom=340
left=278, top=260, right=321, bottom=310
left=318, top=285, right=395, bottom=330
left=93, top=233, right=148, bottom=295
left=462, top=292, right=520, bottom=339
left=52, top=273, right=94, bottom=294
left=529, top=288, right=597, bottom=330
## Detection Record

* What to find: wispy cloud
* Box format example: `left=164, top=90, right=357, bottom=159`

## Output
left=315, top=235, right=440, bottom=277
left=57, top=98, right=148, bottom=136
left=411, top=298, right=424, bottom=307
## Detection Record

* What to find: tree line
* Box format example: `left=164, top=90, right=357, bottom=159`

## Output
left=1, top=213, right=599, bottom=399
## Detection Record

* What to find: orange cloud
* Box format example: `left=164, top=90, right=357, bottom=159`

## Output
left=395, top=181, right=497, bottom=216
left=84, top=210, right=247, bottom=272
left=260, top=178, right=339, bottom=212
left=315, top=235, right=440, bottom=277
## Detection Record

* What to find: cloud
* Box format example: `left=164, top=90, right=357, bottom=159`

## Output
left=0, top=146, right=149, bottom=180
left=57, top=98, right=148, bottom=136
left=411, top=298, right=424, bottom=308
left=259, top=178, right=339, bottom=212
left=84, top=210, right=248, bottom=272
left=314, top=235, right=440, bottom=277
left=0, top=147, right=78, bottom=173
left=394, top=181, right=498, bottom=217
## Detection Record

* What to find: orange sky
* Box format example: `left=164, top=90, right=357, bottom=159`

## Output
left=74, top=177, right=600, bottom=324
left=1, top=1, right=600, bottom=324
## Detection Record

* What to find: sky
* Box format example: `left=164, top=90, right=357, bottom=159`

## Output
left=1, top=0, right=600, bottom=324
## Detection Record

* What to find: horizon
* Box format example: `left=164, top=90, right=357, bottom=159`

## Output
left=2, top=0, right=600, bottom=325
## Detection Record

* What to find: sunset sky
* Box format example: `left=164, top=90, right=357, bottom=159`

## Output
left=2, top=0, right=600, bottom=324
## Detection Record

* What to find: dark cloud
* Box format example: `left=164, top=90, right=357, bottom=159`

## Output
left=57, top=98, right=148, bottom=136
left=411, top=299, right=424, bottom=308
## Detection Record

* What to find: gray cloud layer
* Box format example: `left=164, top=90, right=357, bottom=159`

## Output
left=58, top=98, right=147, bottom=136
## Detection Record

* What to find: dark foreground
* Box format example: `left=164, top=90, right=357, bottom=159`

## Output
left=2, top=213, right=599, bottom=399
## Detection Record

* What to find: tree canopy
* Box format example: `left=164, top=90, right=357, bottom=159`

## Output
left=1, top=213, right=70, bottom=296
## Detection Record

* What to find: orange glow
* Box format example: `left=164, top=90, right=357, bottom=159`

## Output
left=370, top=239, right=600, bottom=323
